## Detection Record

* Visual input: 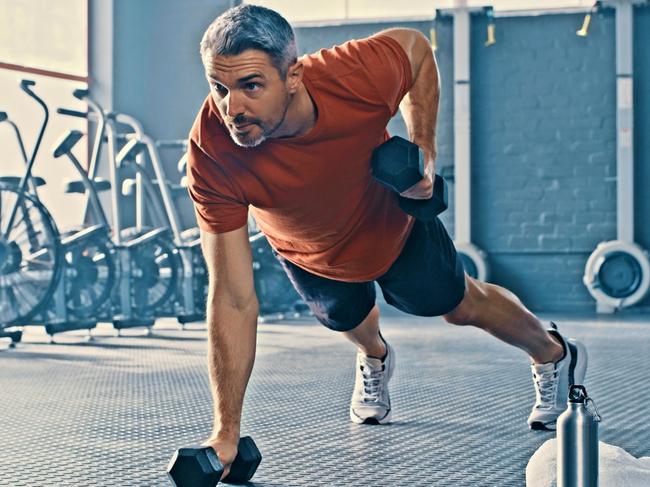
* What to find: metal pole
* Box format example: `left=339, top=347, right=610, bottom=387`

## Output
left=453, top=6, right=472, bottom=243
left=615, top=0, right=634, bottom=242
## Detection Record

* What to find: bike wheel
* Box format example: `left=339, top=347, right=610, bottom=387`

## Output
left=63, top=230, right=116, bottom=320
left=0, top=183, right=61, bottom=324
left=251, top=235, right=304, bottom=315
left=129, top=233, right=180, bottom=316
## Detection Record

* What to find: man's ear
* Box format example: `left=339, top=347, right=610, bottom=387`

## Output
left=285, top=60, right=303, bottom=94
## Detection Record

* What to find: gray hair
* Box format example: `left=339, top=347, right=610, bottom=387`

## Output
left=200, top=4, right=298, bottom=78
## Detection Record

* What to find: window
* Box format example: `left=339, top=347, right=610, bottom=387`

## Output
left=0, top=0, right=88, bottom=229
left=0, top=0, right=87, bottom=76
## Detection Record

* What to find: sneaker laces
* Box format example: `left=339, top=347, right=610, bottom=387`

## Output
left=359, top=362, right=385, bottom=403
left=532, top=364, right=559, bottom=409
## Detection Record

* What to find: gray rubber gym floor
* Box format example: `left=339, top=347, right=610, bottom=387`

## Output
left=1, top=308, right=649, bottom=486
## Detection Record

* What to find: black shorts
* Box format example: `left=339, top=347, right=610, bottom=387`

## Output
left=272, top=217, right=467, bottom=332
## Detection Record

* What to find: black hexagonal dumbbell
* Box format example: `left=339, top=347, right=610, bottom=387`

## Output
left=371, top=135, right=448, bottom=220
left=167, top=436, right=262, bottom=486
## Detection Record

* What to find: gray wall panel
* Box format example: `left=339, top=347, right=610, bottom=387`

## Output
left=113, top=0, right=228, bottom=139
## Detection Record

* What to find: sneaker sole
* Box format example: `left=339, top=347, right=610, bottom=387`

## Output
left=529, top=421, right=556, bottom=431
left=350, top=408, right=392, bottom=425
left=529, top=339, right=588, bottom=431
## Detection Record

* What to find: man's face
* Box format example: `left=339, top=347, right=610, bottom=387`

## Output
left=204, top=50, right=292, bottom=148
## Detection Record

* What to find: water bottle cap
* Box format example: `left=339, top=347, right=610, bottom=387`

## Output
left=568, top=384, right=603, bottom=422
left=568, top=384, right=588, bottom=403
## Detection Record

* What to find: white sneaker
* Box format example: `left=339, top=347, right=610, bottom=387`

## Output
left=349, top=340, right=395, bottom=425
left=528, top=323, right=588, bottom=430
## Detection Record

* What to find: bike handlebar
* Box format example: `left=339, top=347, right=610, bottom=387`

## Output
left=57, top=108, right=88, bottom=119
left=73, top=88, right=89, bottom=101
left=20, top=79, right=36, bottom=90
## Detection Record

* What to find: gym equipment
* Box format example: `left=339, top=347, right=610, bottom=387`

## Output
left=584, top=241, right=650, bottom=311
left=167, top=436, right=262, bottom=487
left=583, top=2, right=650, bottom=312
left=576, top=2, right=602, bottom=37
left=0, top=80, right=63, bottom=344
left=371, top=135, right=448, bottom=220
left=2, top=82, right=124, bottom=339
left=0, top=182, right=61, bottom=325
left=115, top=118, right=206, bottom=324
left=50, top=128, right=116, bottom=326
left=250, top=233, right=307, bottom=318
left=484, top=7, right=496, bottom=46
left=12, top=84, right=118, bottom=338
left=57, top=92, right=181, bottom=331
left=177, top=153, right=189, bottom=189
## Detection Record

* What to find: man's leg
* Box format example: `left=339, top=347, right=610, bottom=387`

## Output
left=343, top=304, right=395, bottom=424
left=444, top=274, right=588, bottom=430
left=341, top=304, right=387, bottom=359
left=270, top=249, right=395, bottom=424
left=339, top=276, right=563, bottom=366
left=442, top=275, right=563, bottom=364
left=354, top=217, right=587, bottom=430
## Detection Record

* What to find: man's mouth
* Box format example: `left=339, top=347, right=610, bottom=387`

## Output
left=233, top=122, right=254, bottom=131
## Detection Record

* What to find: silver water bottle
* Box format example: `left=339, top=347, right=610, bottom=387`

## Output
left=557, top=385, right=602, bottom=487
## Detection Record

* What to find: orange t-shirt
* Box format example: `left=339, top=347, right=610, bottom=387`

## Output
left=187, top=35, right=415, bottom=282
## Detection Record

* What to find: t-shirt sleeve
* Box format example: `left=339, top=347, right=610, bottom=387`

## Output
left=354, top=35, right=413, bottom=116
left=186, top=138, right=248, bottom=234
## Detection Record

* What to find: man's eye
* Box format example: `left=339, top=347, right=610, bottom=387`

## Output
left=245, top=82, right=261, bottom=92
left=213, top=84, right=228, bottom=96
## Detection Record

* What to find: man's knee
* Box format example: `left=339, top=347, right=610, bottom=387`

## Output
left=443, top=276, right=488, bottom=326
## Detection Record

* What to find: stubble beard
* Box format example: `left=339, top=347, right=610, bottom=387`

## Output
left=230, top=93, right=291, bottom=148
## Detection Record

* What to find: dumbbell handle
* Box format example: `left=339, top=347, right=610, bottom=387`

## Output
left=371, top=136, right=448, bottom=220
left=398, top=173, right=448, bottom=219
left=223, top=437, right=261, bottom=483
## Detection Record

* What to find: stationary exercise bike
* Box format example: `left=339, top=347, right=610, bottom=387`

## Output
left=115, top=116, right=206, bottom=324
left=7, top=81, right=122, bottom=340
left=0, top=80, right=62, bottom=345
left=57, top=90, right=181, bottom=332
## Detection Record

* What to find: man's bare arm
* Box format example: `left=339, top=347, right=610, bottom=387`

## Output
left=377, top=28, right=440, bottom=199
left=201, top=225, right=258, bottom=476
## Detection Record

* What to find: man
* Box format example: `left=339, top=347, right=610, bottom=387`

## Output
left=187, top=4, right=587, bottom=478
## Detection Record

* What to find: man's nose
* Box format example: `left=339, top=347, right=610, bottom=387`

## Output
left=224, top=92, right=244, bottom=119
